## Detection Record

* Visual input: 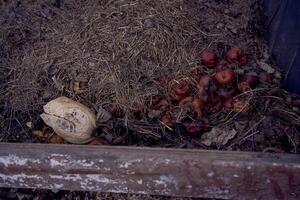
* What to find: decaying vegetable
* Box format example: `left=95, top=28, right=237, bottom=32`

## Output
left=178, top=96, right=202, bottom=118
left=40, top=96, right=96, bottom=144
left=237, top=74, right=257, bottom=92
left=237, top=81, right=251, bottom=93
left=131, top=102, right=144, bottom=119
left=214, top=68, right=236, bottom=85
left=216, top=60, right=229, bottom=70
left=217, top=86, right=235, bottom=100
left=200, top=49, right=218, bottom=67
left=161, top=110, right=176, bottom=127
left=150, top=96, right=169, bottom=111
left=232, top=99, right=251, bottom=113
left=241, top=74, right=258, bottom=88
left=227, top=48, right=248, bottom=66
left=169, top=79, right=192, bottom=101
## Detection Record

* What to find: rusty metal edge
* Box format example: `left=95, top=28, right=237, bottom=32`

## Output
left=0, top=143, right=300, bottom=199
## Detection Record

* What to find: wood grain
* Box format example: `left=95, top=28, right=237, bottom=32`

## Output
left=0, top=143, right=299, bottom=199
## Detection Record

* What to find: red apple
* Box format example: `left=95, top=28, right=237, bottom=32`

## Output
left=214, top=69, right=236, bottom=85
left=227, top=48, right=248, bottom=66
left=200, top=49, right=218, bottom=67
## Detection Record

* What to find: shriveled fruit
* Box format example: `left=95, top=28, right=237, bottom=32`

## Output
left=227, top=48, right=248, bottom=66
left=216, top=60, right=229, bottom=70
left=150, top=96, right=169, bottom=111
left=232, top=99, right=251, bottom=113
left=214, top=69, right=236, bottom=85
left=169, top=79, right=192, bottom=101
left=217, top=86, right=235, bottom=100
left=237, top=81, right=251, bottom=93
left=161, top=111, right=176, bottom=127
left=200, top=49, right=218, bottom=67
left=178, top=96, right=202, bottom=118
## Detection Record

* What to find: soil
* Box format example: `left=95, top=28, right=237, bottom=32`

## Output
left=1, top=0, right=299, bottom=152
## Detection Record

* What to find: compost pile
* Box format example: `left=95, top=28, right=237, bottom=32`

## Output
left=0, top=0, right=299, bottom=153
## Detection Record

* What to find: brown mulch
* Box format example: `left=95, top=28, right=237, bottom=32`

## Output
left=0, top=0, right=299, bottom=153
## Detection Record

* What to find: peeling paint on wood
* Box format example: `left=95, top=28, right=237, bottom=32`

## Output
left=0, top=143, right=300, bottom=199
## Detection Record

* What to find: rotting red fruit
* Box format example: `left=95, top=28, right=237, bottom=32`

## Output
left=259, top=72, right=272, bottom=83
left=198, top=75, right=217, bottom=92
left=178, top=96, right=202, bottom=119
left=190, top=67, right=204, bottom=81
left=131, top=102, right=144, bottom=119
left=227, top=48, right=248, bottom=66
left=169, top=79, right=192, bottom=101
left=198, top=76, right=217, bottom=103
left=203, top=95, right=223, bottom=113
left=216, top=60, right=229, bottom=70
left=232, top=99, right=251, bottom=113
left=161, top=111, right=176, bottom=127
left=214, top=69, right=236, bottom=85
left=184, top=118, right=210, bottom=134
left=237, top=81, right=251, bottom=93
left=200, top=49, right=218, bottom=68
left=223, top=98, right=233, bottom=109
left=241, top=74, right=258, bottom=88
left=217, top=86, right=235, bottom=100
left=150, top=96, right=169, bottom=111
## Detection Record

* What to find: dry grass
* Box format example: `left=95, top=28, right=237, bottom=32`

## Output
left=0, top=0, right=299, bottom=152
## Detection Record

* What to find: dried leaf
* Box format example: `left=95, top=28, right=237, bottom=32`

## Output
left=201, top=127, right=237, bottom=146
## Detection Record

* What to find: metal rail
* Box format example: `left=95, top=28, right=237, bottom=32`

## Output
left=0, top=143, right=299, bottom=199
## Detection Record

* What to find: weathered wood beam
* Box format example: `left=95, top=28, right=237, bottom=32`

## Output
left=0, top=143, right=299, bottom=199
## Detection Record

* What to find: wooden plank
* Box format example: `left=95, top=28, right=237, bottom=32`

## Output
left=0, top=143, right=299, bottom=199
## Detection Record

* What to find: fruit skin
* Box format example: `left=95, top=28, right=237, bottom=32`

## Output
left=232, top=99, right=251, bottom=113
left=169, top=80, right=192, bottom=101
left=214, top=69, right=236, bottom=85
left=217, top=86, right=235, bottom=100
left=178, top=96, right=202, bottom=119
left=237, top=81, right=251, bottom=93
left=241, top=74, right=258, bottom=88
left=237, top=74, right=258, bottom=92
left=227, top=48, right=248, bottom=66
left=184, top=118, right=210, bottom=134
left=200, top=49, right=218, bottom=67
left=150, top=96, right=169, bottom=111
left=223, top=98, right=233, bottom=109
left=198, top=75, right=217, bottom=103
left=131, top=102, right=144, bottom=119
left=259, top=72, right=272, bottom=83
left=161, top=110, right=176, bottom=127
